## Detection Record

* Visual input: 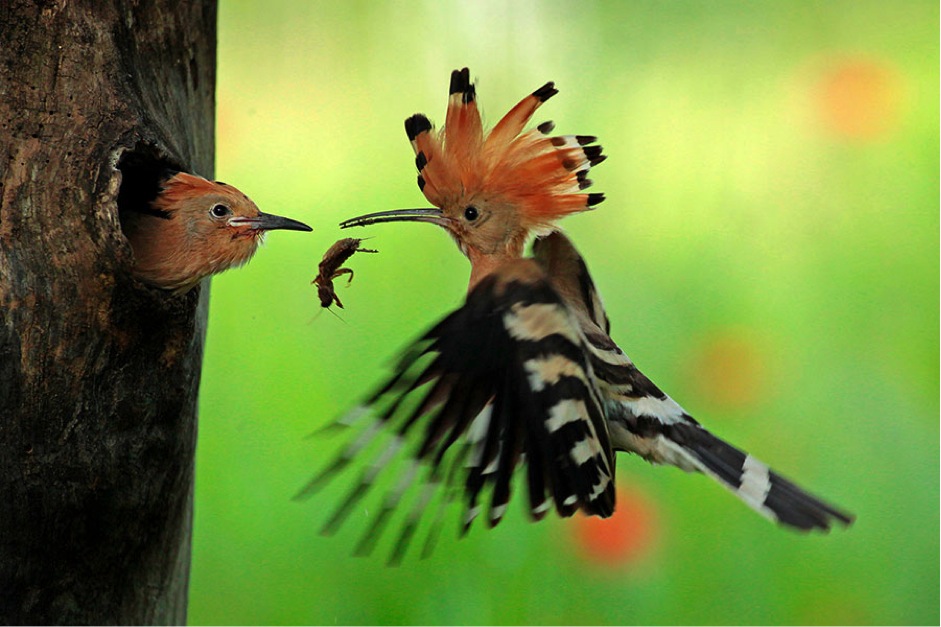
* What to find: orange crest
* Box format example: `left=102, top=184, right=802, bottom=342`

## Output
left=150, top=172, right=258, bottom=217
left=152, top=172, right=221, bottom=210
left=405, top=68, right=605, bottom=231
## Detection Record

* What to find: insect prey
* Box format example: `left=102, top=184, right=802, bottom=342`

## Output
left=313, top=237, right=378, bottom=308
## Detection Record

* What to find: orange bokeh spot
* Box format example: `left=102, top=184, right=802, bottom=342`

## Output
left=572, top=486, right=658, bottom=568
left=798, top=593, right=871, bottom=625
left=817, top=57, right=902, bottom=139
left=686, top=328, right=768, bottom=412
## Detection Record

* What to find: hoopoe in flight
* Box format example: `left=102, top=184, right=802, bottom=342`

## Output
left=302, top=68, right=853, bottom=563
left=121, top=171, right=312, bottom=293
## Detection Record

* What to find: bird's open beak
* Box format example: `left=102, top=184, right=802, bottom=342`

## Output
left=230, top=212, right=312, bottom=232
left=340, top=208, right=447, bottom=229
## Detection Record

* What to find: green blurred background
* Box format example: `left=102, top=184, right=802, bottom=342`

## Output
left=189, top=1, right=939, bottom=624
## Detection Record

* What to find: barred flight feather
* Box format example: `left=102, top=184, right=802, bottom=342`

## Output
left=299, top=257, right=617, bottom=563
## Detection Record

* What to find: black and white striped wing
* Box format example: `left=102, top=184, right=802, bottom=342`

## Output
left=298, top=258, right=616, bottom=562
left=534, top=230, right=854, bottom=531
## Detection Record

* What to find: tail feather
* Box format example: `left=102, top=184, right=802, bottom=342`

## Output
left=763, top=469, right=855, bottom=530
left=660, top=421, right=854, bottom=530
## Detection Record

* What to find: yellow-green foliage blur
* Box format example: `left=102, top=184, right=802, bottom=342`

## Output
left=189, top=1, right=939, bottom=624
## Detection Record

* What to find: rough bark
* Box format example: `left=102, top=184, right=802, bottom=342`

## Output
left=0, top=1, right=217, bottom=623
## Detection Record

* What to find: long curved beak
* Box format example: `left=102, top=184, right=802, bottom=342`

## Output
left=340, top=208, right=446, bottom=229
left=231, top=211, right=312, bottom=232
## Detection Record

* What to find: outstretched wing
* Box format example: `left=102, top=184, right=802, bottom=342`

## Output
left=298, top=258, right=616, bottom=563
left=534, top=230, right=854, bottom=531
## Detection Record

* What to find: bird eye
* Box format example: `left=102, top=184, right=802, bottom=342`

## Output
left=464, top=206, right=479, bottom=221
left=209, top=204, right=231, bottom=218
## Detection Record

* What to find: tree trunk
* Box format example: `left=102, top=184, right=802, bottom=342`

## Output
left=0, top=1, right=217, bottom=623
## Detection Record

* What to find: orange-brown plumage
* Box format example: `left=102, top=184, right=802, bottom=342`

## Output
left=122, top=171, right=311, bottom=293
left=344, top=67, right=605, bottom=290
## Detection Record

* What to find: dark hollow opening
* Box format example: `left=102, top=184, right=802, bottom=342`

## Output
left=116, top=145, right=182, bottom=232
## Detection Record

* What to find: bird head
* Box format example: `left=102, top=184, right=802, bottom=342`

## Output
left=122, top=171, right=311, bottom=293
left=341, top=68, right=605, bottom=288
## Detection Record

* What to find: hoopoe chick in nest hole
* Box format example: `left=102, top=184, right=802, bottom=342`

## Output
left=121, top=171, right=312, bottom=294
left=302, top=68, right=852, bottom=565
